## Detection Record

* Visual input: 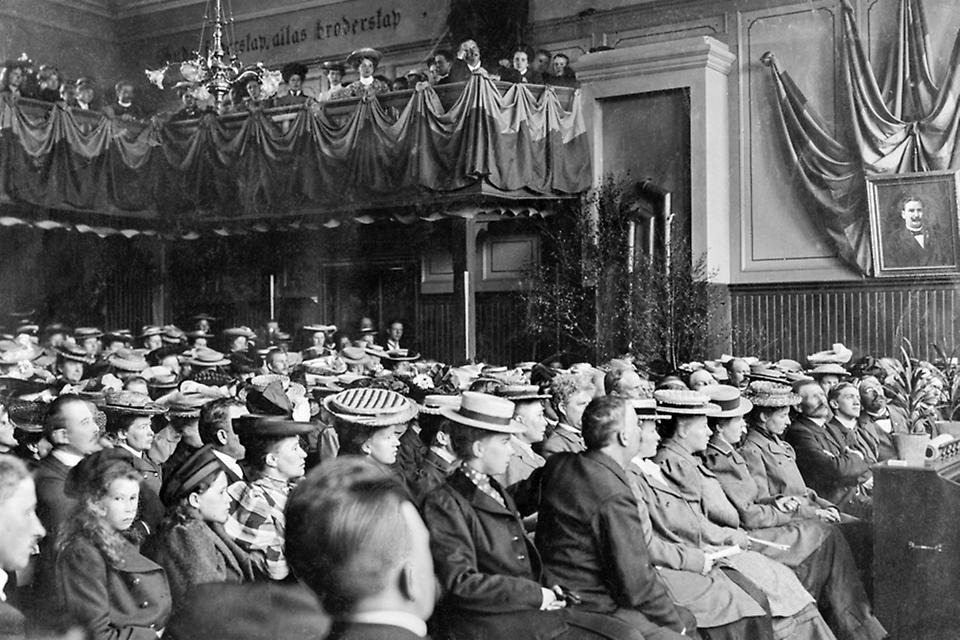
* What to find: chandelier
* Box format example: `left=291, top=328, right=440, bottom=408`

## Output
left=145, top=0, right=280, bottom=113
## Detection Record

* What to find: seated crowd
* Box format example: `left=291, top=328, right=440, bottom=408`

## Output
left=0, top=314, right=915, bottom=639
left=0, top=39, right=579, bottom=122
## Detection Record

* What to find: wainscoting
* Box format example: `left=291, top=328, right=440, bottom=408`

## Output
left=730, top=277, right=960, bottom=361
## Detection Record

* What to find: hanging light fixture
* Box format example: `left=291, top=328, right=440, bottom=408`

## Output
left=144, top=0, right=281, bottom=113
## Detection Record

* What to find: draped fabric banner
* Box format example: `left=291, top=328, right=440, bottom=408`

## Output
left=763, top=0, right=960, bottom=275
left=0, top=76, right=590, bottom=235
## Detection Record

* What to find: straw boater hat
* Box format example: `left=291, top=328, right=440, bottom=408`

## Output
left=323, top=388, right=418, bottom=427
left=440, top=391, right=525, bottom=434
left=223, top=327, right=256, bottom=340
left=303, top=356, right=347, bottom=376
left=653, top=389, right=721, bottom=416
left=340, top=346, right=368, bottom=365
left=187, top=347, right=231, bottom=368
left=419, top=394, right=461, bottom=415
left=703, top=385, right=753, bottom=418
left=161, top=392, right=212, bottom=418
left=807, top=343, right=853, bottom=366
left=745, top=381, right=801, bottom=407
left=103, top=329, right=134, bottom=344
left=191, top=313, right=218, bottom=322
left=631, top=398, right=670, bottom=421
left=74, top=327, right=104, bottom=341
left=807, top=363, right=849, bottom=379
left=101, top=390, right=168, bottom=416
left=383, top=349, right=421, bottom=363
left=495, top=384, right=550, bottom=402
left=746, top=366, right=793, bottom=386
left=161, top=325, right=186, bottom=344
left=55, top=343, right=95, bottom=365
left=139, top=325, right=163, bottom=339
left=107, top=348, right=148, bottom=373
left=303, top=324, right=336, bottom=333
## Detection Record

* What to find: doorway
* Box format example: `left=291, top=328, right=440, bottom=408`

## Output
left=321, top=261, right=419, bottom=341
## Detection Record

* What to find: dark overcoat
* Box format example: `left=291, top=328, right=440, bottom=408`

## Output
left=0, top=600, right=25, bottom=640
left=422, top=469, right=642, bottom=640
left=56, top=535, right=171, bottom=640
left=535, top=451, right=686, bottom=634
left=785, top=416, right=869, bottom=506
left=144, top=518, right=253, bottom=607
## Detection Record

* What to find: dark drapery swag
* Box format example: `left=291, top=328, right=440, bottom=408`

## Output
left=0, top=75, right=590, bottom=232
left=762, top=0, right=960, bottom=275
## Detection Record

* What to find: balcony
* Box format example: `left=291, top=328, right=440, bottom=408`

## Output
left=0, top=77, right=589, bottom=237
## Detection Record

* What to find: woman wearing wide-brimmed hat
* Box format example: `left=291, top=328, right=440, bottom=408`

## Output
left=331, top=47, right=389, bottom=99
left=102, top=391, right=169, bottom=533
left=648, top=389, right=837, bottom=640
left=732, top=382, right=887, bottom=640
left=422, top=391, right=615, bottom=639
left=325, top=388, right=417, bottom=477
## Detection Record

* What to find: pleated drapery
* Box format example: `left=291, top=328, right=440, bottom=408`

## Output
left=0, top=76, right=590, bottom=237
left=763, top=0, right=960, bottom=275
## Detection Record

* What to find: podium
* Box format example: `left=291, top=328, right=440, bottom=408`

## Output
left=873, top=460, right=960, bottom=638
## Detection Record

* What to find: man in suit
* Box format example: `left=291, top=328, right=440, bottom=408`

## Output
left=786, top=380, right=872, bottom=517
left=883, top=194, right=952, bottom=268
left=198, top=397, right=249, bottom=483
left=379, top=321, right=409, bottom=352
left=286, top=457, right=436, bottom=639
left=857, top=375, right=907, bottom=462
left=0, top=455, right=46, bottom=638
left=33, top=395, right=99, bottom=611
left=537, top=396, right=693, bottom=639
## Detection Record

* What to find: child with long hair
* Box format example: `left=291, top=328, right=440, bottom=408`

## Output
left=56, top=449, right=171, bottom=640
left=146, top=446, right=253, bottom=607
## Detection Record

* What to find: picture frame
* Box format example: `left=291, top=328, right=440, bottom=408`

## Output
left=866, top=169, right=960, bottom=277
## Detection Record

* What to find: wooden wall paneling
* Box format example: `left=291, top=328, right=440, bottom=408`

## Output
left=731, top=280, right=960, bottom=361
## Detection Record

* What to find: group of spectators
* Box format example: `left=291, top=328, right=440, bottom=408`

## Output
left=0, top=39, right=579, bottom=123
left=0, top=310, right=909, bottom=640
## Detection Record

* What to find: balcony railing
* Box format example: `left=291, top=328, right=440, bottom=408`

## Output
left=0, top=77, right=589, bottom=235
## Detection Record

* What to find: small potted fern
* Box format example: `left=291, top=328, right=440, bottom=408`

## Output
left=881, top=341, right=938, bottom=464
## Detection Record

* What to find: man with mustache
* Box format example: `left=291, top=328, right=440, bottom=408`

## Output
left=785, top=380, right=872, bottom=518
left=883, top=194, right=950, bottom=268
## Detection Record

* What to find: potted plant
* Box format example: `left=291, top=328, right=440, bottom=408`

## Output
left=881, top=340, right=939, bottom=464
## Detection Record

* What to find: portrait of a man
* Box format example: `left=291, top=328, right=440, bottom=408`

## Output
left=867, top=170, right=960, bottom=275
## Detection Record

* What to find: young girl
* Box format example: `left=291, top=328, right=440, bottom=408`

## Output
left=56, top=449, right=171, bottom=640
left=147, top=446, right=253, bottom=607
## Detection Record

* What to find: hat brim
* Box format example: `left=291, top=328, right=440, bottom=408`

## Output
left=439, top=406, right=526, bottom=433
left=346, top=49, right=382, bottom=68
left=323, top=395, right=418, bottom=427
left=383, top=352, right=421, bottom=362
left=102, top=403, right=168, bottom=416
left=656, top=402, right=722, bottom=416
left=748, top=393, right=801, bottom=408
left=187, top=358, right=231, bottom=367
left=713, top=398, right=754, bottom=418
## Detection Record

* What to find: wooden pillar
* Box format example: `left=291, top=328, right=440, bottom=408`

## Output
left=449, top=217, right=478, bottom=362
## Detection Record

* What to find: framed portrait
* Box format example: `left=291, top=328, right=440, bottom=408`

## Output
left=866, top=170, right=960, bottom=276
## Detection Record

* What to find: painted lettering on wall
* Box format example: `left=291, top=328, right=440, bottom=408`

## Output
left=159, top=6, right=405, bottom=60
left=135, top=0, right=451, bottom=72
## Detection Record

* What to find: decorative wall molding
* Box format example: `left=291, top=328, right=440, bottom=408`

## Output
left=577, top=36, right=735, bottom=283
left=735, top=1, right=846, bottom=276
